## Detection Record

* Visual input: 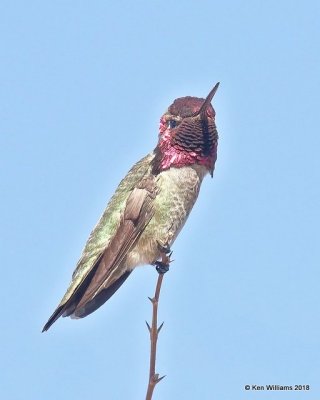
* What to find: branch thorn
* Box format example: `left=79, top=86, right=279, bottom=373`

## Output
left=157, top=322, right=164, bottom=333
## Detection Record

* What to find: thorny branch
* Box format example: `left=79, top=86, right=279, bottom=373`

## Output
left=145, top=252, right=171, bottom=400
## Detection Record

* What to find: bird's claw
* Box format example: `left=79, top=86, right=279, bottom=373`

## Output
left=154, top=241, right=173, bottom=274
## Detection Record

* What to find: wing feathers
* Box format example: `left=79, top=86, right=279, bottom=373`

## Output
left=74, top=187, right=155, bottom=312
left=72, top=271, right=132, bottom=318
left=42, top=154, right=158, bottom=331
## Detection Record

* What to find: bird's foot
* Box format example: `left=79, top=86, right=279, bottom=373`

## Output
left=155, top=242, right=173, bottom=274
left=155, top=261, right=170, bottom=274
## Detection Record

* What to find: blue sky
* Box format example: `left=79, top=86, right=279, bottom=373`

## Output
left=1, top=1, right=320, bottom=399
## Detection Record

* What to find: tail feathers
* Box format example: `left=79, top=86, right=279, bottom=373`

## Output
left=42, top=256, right=102, bottom=332
left=42, top=270, right=132, bottom=332
left=72, top=270, right=132, bottom=318
left=42, top=305, right=66, bottom=332
left=42, top=298, right=80, bottom=332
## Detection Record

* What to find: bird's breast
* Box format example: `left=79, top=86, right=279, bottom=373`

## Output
left=126, top=164, right=208, bottom=267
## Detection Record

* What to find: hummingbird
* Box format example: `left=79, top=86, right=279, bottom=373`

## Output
left=42, top=83, right=220, bottom=331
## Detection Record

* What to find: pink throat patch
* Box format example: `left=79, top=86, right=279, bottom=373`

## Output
left=157, top=127, right=215, bottom=173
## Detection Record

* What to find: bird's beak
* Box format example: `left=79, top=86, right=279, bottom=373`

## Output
left=195, top=82, right=220, bottom=118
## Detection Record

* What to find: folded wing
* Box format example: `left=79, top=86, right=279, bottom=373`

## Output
left=42, top=154, right=156, bottom=331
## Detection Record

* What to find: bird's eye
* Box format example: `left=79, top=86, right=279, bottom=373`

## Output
left=168, top=119, right=178, bottom=129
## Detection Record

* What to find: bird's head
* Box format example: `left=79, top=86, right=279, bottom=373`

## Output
left=153, top=83, right=219, bottom=176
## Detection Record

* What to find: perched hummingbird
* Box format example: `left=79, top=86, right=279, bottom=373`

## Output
left=42, top=83, right=220, bottom=331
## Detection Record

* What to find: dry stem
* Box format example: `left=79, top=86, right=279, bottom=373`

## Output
left=145, top=253, right=170, bottom=400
